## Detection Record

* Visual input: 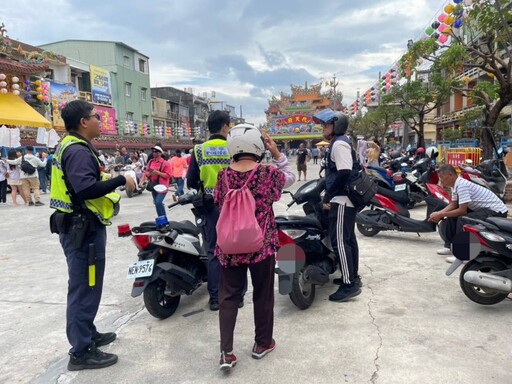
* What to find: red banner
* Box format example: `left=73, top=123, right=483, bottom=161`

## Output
left=95, top=106, right=117, bottom=135
left=275, top=114, right=313, bottom=126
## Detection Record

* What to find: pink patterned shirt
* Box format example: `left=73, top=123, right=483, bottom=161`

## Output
left=214, top=165, right=285, bottom=268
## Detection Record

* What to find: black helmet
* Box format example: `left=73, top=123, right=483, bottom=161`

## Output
left=312, top=108, right=349, bottom=135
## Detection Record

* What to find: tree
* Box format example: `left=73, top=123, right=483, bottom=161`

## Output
left=354, top=105, right=402, bottom=143
left=382, top=74, right=453, bottom=149
left=405, top=0, right=512, bottom=158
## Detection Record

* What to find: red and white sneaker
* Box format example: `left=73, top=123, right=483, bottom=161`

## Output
left=219, top=352, right=237, bottom=371
left=251, top=339, right=276, bottom=359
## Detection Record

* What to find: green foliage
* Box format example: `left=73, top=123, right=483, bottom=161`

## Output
left=442, top=127, right=462, bottom=142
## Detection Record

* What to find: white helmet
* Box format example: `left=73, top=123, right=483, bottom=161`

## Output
left=425, top=146, right=439, bottom=159
left=227, top=124, right=265, bottom=159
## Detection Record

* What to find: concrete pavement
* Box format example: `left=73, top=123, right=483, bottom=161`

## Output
left=0, top=161, right=510, bottom=384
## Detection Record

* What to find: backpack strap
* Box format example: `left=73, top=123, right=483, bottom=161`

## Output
left=223, top=164, right=260, bottom=191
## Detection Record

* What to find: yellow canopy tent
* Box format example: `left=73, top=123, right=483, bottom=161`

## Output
left=315, top=140, right=329, bottom=147
left=0, top=93, right=52, bottom=128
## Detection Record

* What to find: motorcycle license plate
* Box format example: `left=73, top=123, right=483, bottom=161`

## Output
left=127, top=259, right=154, bottom=279
left=395, top=184, right=406, bottom=191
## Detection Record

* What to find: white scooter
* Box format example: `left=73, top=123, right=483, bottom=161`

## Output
left=123, top=164, right=145, bottom=198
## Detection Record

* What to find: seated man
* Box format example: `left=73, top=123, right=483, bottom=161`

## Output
left=429, top=164, right=508, bottom=262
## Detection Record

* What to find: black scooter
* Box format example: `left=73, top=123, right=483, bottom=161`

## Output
left=276, top=179, right=337, bottom=309
left=355, top=179, right=450, bottom=237
left=447, top=216, right=512, bottom=305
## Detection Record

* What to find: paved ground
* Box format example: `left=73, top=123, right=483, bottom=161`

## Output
left=0, top=161, right=510, bottom=384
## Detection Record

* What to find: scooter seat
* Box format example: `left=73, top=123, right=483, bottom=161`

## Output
left=275, top=215, right=322, bottom=229
left=486, top=217, right=512, bottom=233
left=138, top=220, right=200, bottom=236
left=169, top=220, right=201, bottom=236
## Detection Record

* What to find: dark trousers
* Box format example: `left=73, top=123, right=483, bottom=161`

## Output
left=201, top=206, right=222, bottom=300
left=328, top=203, right=359, bottom=286
left=219, top=255, right=275, bottom=353
left=441, top=208, right=508, bottom=247
left=60, top=226, right=106, bottom=355
left=0, top=179, right=6, bottom=203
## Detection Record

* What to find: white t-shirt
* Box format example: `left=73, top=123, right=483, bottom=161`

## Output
left=452, top=177, right=507, bottom=214
left=329, top=139, right=354, bottom=207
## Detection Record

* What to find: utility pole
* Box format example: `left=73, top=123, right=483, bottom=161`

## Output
left=330, top=73, right=339, bottom=109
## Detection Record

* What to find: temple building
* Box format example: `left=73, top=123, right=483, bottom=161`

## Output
left=263, top=82, right=345, bottom=149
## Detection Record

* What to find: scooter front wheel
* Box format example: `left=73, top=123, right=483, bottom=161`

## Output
left=289, top=269, right=316, bottom=310
left=459, top=259, right=509, bottom=305
left=143, top=279, right=181, bottom=319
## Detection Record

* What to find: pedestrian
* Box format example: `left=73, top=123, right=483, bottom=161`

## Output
left=36, top=151, right=48, bottom=194
left=4, top=150, right=25, bottom=206
left=296, top=143, right=310, bottom=181
left=168, top=149, right=188, bottom=197
left=215, top=125, right=295, bottom=371
left=311, top=146, right=319, bottom=164
left=139, top=145, right=172, bottom=218
left=429, top=164, right=508, bottom=262
left=186, top=110, right=233, bottom=311
left=0, top=156, right=8, bottom=205
left=49, top=99, right=135, bottom=371
left=313, top=108, right=362, bottom=302
left=6, top=146, right=47, bottom=206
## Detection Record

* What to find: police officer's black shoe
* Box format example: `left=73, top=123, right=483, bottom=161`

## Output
left=67, top=345, right=118, bottom=371
left=209, top=298, right=219, bottom=311
left=328, top=285, right=361, bottom=302
left=93, top=332, right=117, bottom=347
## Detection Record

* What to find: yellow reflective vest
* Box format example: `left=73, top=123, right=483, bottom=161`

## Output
left=50, top=135, right=120, bottom=226
left=194, top=138, right=231, bottom=194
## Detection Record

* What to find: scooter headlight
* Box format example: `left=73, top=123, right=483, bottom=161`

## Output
left=480, top=232, right=506, bottom=242
left=281, top=229, right=306, bottom=239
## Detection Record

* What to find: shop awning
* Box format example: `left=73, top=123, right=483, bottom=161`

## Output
left=0, top=93, right=52, bottom=128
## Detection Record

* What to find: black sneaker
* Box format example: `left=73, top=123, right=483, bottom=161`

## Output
left=333, top=275, right=362, bottom=287
left=34, top=201, right=44, bottom=206
left=93, top=332, right=117, bottom=347
left=67, top=345, right=118, bottom=371
left=209, top=298, right=219, bottom=311
left=28, top=201, right=34, bottom=206
left=252, top=339, right=276, bottom=359
left=219, top=351, right=237, bottom=371
left=238, top=298, right=244, bottom=308
left=329, top=285, right=361, bottom=302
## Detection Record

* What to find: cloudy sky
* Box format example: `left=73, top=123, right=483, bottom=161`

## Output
left=4, top=0, right=449, bottom=125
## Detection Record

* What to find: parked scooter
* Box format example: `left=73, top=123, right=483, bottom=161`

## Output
left=118, top=191, right=206, bottom=319
left=123, top=164, right=145, bottom=198
left=355, top=179, right=450, bottom=237
left=459, top=152, right=508, bottom=200
left=276, top=178, right=337, bottom=309
left=446, top=216, right=512, bottom=305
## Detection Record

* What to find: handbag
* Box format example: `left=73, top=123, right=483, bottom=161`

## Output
left=346, top=170, right=378, bottom=211
left=145, top=161, right=164, bottom=192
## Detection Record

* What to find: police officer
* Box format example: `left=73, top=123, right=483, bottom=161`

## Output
left=187, top=110, right=236, bottom=311
left=50, top=100, right=135, bottom=371
left=313, top=109, right=362, bottom=302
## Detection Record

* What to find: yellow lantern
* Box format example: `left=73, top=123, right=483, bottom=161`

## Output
left=443, top=26, right=453, bottom=35
left=36, top=94, right=43, bottom=100
left=488, top=73, right=495, bottom=78
left=444, top=4, right=454, bottom=14
left=34, top=80, right=41, bottom=86
left=461, top=76, right=471, bottom=84
left=445, top=16, right=454, bottom=25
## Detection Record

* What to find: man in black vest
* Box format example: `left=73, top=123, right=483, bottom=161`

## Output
left=313, top=109, right=362, bottom=302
